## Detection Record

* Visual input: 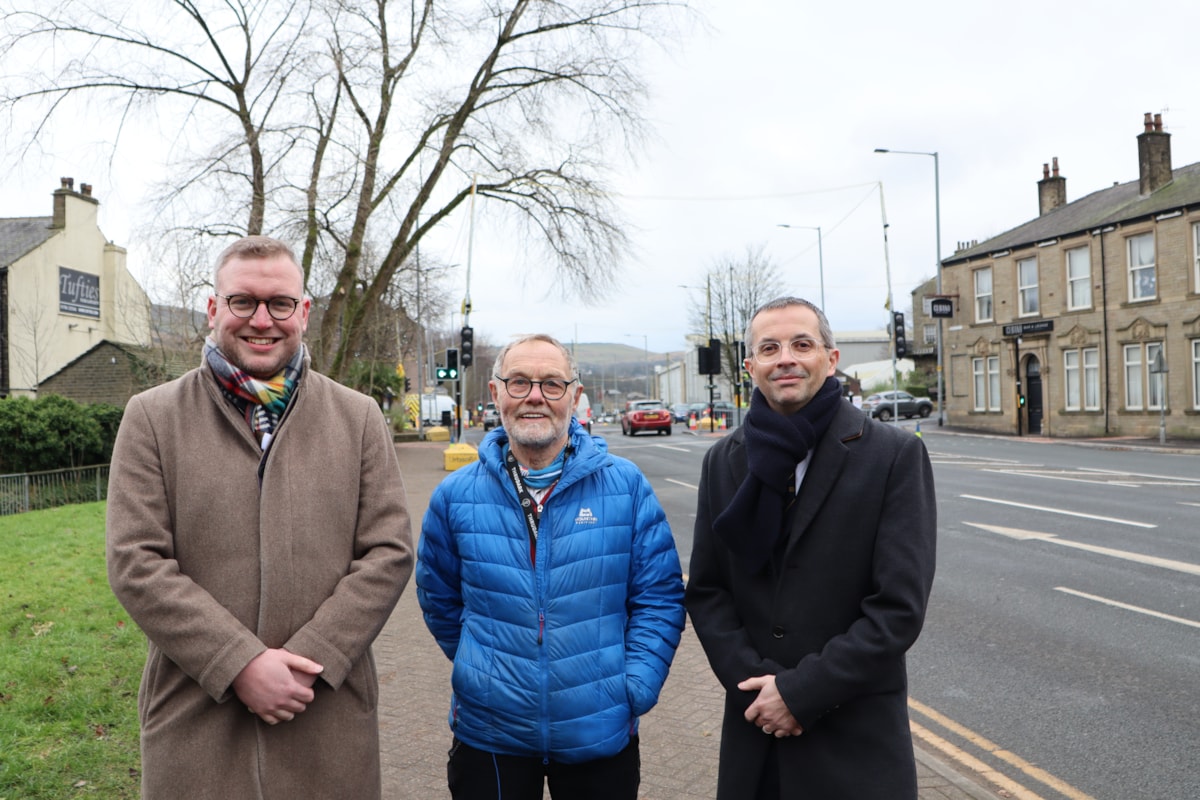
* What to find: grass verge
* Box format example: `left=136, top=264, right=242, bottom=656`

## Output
left=0, top=502, right=142, bottom=798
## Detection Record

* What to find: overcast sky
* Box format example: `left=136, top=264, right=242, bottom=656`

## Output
left=6, top=0, right=1200, bottom=356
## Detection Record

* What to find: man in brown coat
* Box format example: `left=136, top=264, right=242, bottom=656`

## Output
left=106, top=236, right=414, bottom=799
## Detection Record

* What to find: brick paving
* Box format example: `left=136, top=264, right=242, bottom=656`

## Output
left=378, top=440, right=998, bottom=799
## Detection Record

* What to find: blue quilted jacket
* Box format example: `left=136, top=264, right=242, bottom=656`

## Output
left=416, top=419, right=685, bottom=763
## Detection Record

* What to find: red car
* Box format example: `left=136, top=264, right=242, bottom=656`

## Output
left=621, top=400, right=672, bottom=436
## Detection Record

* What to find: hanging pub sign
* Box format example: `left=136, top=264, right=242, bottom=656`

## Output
left=929, top=298, right=954, bottom=318
left=59, top=266, right=100, bottom=318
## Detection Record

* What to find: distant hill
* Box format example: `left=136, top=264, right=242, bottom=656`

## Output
left=566, top=342, right=666, bottom=366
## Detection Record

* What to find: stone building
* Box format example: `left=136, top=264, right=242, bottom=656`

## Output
left=939, top=113, right=1199, bottom=439
left=0, top=179, right=152, bottom=399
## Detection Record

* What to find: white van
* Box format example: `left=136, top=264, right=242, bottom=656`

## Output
left=574, top=392, right=592, bottom=434
left=420, top=393, right=457, bottom=427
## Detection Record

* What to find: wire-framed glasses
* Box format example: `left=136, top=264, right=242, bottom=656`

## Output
left=219, top=294, right=301, bottom=321
left=493, top=376, right=577, bottom=400
left=749, top=337, right=825, bottom=363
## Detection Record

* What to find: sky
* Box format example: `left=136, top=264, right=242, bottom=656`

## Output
left=6, top=0, right=1200, bottom=357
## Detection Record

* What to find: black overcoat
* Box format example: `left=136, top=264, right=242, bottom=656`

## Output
left=686, top=400, right=936, bottom=799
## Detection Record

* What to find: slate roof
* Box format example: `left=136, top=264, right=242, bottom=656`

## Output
left=0, top=216, right=56, bottom=267
left=945, top=161, right=1200, bottom=264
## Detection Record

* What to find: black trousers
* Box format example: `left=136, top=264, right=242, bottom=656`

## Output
left=447, top=736, right=640, bottom=800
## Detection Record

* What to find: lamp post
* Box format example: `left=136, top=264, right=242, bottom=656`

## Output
left=776, top=224, right=825, bottom=310
left=874, top=147, right=944, bottom=426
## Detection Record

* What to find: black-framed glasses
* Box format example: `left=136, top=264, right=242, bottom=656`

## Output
left=749, top=337, right=825, bottom=363
left=493, top=375, right=577, bottom=400
left=219, top=294, right=301, bottom=321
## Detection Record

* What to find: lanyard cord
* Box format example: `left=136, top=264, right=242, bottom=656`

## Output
left=504, top=448, right=543, bottom=549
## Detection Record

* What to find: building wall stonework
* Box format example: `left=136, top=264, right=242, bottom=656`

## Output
left=943, top=209, right=1200, bottom=440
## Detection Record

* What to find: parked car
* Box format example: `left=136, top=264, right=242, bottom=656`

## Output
left=481, top=401, right=501, bottom=430
left=621, top=399, right=672, bottom=436
left=670, top=403, right=690, bottom=423
left=861, top=390, right=933, bottom=421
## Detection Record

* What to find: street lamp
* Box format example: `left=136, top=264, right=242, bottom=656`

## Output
left=776, top=224, right=825, bottom=310
left=874, top=147, right=944, bottom=427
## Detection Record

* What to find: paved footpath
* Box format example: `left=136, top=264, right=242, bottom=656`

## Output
left=377, top=441, right=999, bottom=799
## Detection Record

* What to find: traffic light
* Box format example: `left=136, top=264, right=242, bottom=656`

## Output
left=446, top=348, right=459, bottom=380
left=893, top=311, right=907, bottom=358
left=435, top=367, right=450, bottom=382
left=460, top=326, right=474, bottom=368
left=698, top=338, right=721, bottom=375
left=404, top=377, right=411, bottom=392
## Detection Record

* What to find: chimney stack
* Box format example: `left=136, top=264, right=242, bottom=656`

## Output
left=1037, top=156, right=1067, bottom=215
left=1137, top=111, right=1173, bottom=195
left=51, top=177, right=98, bottom=229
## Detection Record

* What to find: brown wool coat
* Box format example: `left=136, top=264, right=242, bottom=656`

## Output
left=106, top=363, right=414, bottom=800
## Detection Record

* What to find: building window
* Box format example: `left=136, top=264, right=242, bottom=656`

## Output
left=974, top=267, right=993, bottom=322
left=1064, top=351, right=1080, bottom=410
left=1124, top=341, right=1164, bottom=410
left=1063, top=347, right=1100, bottom=411
left=1128, top=233, right=1156, bottom=301
left=972, top=355, right=1001, bottom=412
left=1066, top=246, right=1091, bottom=310
left=1084, top=347, right=1100, bottom=410
left=1194, top=223, right=1200, bottom=293
left=923, top=323, right=936, bottom=345
left=1193, top=339, right=1200, bottom=410
left=1018, top=257, right=1039, bottom=316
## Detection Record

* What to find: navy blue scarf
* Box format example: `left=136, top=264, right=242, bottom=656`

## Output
left=713, top=377, right=843, bottom=574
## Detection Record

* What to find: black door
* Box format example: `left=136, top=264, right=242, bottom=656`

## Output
left=1026, top=356, right=1043, bottom=434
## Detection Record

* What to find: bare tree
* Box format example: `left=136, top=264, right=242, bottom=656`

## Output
left=7, top=273, right=58, bottom=393
left=702, top=244, right=781, bottom=391
left=1, top=0, right=691, bottom=380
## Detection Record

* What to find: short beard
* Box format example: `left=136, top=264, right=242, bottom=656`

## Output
left=506, top=416, right=568, bottom=453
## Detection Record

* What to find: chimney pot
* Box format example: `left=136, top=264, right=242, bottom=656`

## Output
left=1138, top=112, right=1173, bottom=194
left=1038, top=156, right=1067, bottom=215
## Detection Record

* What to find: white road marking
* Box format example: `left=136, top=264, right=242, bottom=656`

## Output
left=1055, top=587, right=1200, bottom=630
left=959, top=495, right=1156, bottom=528
left=964, top=522, right=1200, bottom=576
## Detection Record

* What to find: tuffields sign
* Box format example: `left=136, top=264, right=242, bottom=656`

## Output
left=59, top=266, right=100, bottom=319
left=1002, top=320, right=1053, bottom=337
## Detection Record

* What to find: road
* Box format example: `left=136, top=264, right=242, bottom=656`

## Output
left=564, top=420, right=1200, bottom=800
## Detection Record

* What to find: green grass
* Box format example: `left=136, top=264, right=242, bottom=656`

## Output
left=0, top=502, right=143, bottom=799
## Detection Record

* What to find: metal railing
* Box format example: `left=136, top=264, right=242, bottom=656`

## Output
left=0, top=464, right=110, bottom=516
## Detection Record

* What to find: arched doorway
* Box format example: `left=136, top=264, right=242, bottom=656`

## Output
left=1025, top=355, right=1043, bottom=434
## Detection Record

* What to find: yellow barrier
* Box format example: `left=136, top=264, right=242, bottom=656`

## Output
left=425, top=426, right=451, bottom=442
left=443, top=442, right=479, bottom=472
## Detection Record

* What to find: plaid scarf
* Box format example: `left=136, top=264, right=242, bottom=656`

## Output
left=204, top=337, right=304, bottom=436
left=713, top=378, right=842, bottom=575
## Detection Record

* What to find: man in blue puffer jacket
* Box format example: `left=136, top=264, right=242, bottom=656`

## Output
left=417, top=333, right=685, bottom=800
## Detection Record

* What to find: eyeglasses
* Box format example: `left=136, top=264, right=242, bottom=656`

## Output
left=219, top=294, right=301, bottom=321
left=493, top=376, right=577, bottom=400
left=749, top=337, right=825, bottom=363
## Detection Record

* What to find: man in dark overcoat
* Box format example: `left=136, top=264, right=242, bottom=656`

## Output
left=686, top=296, right=937, bottom=799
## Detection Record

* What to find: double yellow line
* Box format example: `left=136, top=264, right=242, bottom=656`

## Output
left=909, top=697, right=1096, bottom=800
